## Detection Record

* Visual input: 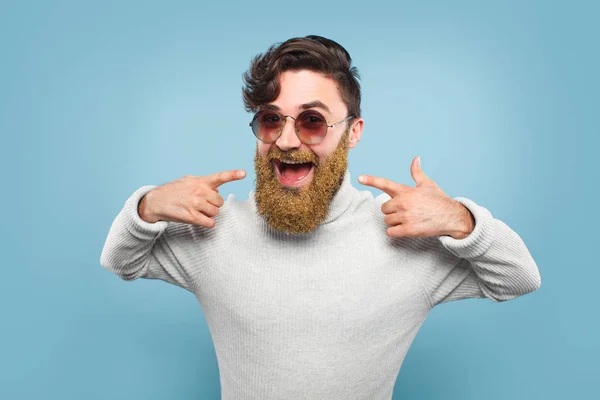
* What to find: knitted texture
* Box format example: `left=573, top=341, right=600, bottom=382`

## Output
left=100, top=170, right=541, bottom=400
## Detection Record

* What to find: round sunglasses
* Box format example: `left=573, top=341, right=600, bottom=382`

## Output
left=249, top=109, right=355, bottom=145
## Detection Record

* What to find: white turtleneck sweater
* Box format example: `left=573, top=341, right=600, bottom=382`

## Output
left=100, top=170, right=541, bottom=400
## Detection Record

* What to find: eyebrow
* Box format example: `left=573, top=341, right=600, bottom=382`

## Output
left=299, top=101, right=331, bottom=115
left=259, top=101, right=332, bottom=116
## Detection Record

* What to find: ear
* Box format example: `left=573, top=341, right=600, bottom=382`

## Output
left=348, top=117, right=364, bottom=149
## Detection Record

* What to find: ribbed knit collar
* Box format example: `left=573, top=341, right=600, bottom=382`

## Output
left=248, top=169, right=357, bottom=230
left=322, top=169, right=356, bottom=225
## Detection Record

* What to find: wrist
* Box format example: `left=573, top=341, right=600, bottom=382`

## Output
left=444, top=202, right=475, bottom=239
left=454, top=206, right=475, bottom=239
left=138, top=191, right=160, bottom=223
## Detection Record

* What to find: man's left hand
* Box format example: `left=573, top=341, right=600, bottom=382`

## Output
left=358, top=156, right=475, bottom=239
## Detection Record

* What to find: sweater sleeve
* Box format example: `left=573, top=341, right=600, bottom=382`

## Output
left=422, top=196, right=541, bottom=306
left=99, top=185, right=196, bottom=292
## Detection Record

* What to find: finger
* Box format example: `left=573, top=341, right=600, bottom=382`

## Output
left=191, top=212, right=216, bottom=228
left=358, top=175, right=408, bottom=197
left=205, top=169, right=246, bottom=189
left=381, top=198, right=400, bottom=215
left=204, top=190, right=225, bottom=208
left=194, top=199, right=220, bottom=218
left=388, top=224, right=425, bottom=238
left=410, top=156, right=436, bottom=187
left=386, top=225, right=408, bottom=238
left=384, top=212, right=404, bottom=226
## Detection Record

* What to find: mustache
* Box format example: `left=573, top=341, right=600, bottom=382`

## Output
left=266, top=148, right=319, bottom=165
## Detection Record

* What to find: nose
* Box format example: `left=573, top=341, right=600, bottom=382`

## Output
left=275, top=116, right=302, bottom=151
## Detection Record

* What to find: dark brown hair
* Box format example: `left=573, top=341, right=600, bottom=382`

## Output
left=242, top=35, right=361, bottom=118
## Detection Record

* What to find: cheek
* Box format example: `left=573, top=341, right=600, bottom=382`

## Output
left=257, top=142, right=270, bottom=157
left=311, top=141, right=335, bottom=161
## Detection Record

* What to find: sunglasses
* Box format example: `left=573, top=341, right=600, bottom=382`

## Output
left=249, top=109, right=355, bottom=145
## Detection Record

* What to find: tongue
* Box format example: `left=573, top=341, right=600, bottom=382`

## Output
left=282, top=162, right=313, bottom=181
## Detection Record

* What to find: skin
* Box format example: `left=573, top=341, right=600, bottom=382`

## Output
left=255, top=70, right=364, bottom=178
left=138, top=170, right=246, bottom=226
left=254, top=69, right=474, bottom=238
left=141, top=69, right=474, bottom=239
left=253, top=70, right=365, bottom=234
left=359, top=157, right=476, bottom=239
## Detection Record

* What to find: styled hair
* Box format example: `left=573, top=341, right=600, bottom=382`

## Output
left=242, top=35, right=361, bottom=118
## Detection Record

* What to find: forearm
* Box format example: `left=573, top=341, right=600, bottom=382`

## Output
left=438, top=197, right=541, bottom=302
left=100, top=185, right=168, bottom=280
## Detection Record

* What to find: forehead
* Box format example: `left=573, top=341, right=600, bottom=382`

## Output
left=272, top=70, right=345, bottom=115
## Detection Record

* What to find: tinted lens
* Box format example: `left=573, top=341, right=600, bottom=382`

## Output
left=296, top=110, right=327, bottom=144
left=252, top=111, right=282, bottom=142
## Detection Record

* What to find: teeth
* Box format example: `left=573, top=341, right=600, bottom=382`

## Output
left=280, top=160, right=311, bottom=164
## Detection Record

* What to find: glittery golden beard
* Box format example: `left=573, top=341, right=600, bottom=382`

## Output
left=254, top=129, right=350, bottom=234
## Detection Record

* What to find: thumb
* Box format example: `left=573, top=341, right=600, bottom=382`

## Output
left=410, top=156, right=432, bottom=187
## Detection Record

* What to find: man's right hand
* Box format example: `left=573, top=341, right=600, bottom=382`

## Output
left=138, top=170, right=246, bottom=227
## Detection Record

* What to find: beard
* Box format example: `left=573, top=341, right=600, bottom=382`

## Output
left=254, top=129, right=350, bottom=234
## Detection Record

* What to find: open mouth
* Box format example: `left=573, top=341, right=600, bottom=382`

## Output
left=272, top=159, right=315, bottom=187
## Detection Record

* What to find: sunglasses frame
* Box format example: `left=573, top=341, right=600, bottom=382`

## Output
left=249, top=109, right=355, bottom=145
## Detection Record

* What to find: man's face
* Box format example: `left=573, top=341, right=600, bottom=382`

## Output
left=253, top=69, right=363, bottom=234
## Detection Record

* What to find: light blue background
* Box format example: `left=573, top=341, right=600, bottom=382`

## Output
left=1, top=0, right=597, bottom=399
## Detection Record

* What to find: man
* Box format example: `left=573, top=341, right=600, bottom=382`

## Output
left=100, top=35, right=541, bottom=400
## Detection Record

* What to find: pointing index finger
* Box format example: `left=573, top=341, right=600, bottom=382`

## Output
left=206, top=169, right=246, bottom=189
left=358, top=174, right=405, bottom=196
